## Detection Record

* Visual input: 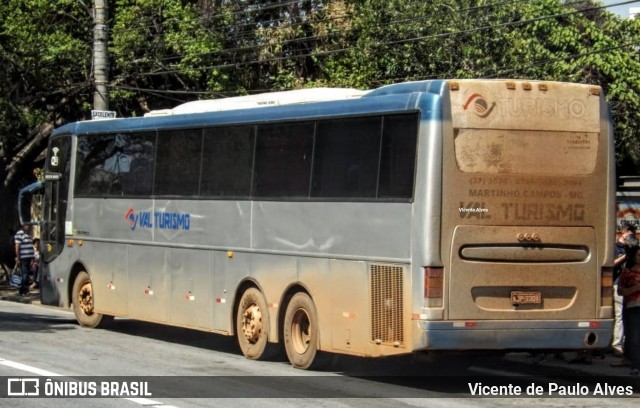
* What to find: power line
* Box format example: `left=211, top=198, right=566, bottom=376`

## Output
left=123, top=0, right=540, bottom=76
left=113, top=0, right=632, bottom=68
left=110, top=0, right=327, bottom=36
left=115, top=0, right=529, bottom=65
left=108, top=39, right=640, bottom=101
left=483, top=41, right=640, bottom=78
left=108, top=0, right=640, bottom=104
left=128, top=0, right=638, bottom=78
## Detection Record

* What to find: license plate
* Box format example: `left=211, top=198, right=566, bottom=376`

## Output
left=511, top=291, right=541, bottom=305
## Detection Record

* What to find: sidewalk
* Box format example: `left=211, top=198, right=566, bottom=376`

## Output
left=501, top=351, right=640, bottom=385
left=0, top=277, right=40, bottom=304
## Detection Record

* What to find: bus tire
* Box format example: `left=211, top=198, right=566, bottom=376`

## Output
left=236, top=287, right=271, bottom=360
left=283, top=292, right=320, bottom=369
left=72, top=271, right=113, bottom=328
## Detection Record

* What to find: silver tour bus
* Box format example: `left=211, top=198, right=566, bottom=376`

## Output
left=20, top=80, right=614, bottom=369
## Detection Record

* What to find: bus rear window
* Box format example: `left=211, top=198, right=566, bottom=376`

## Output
left=454, top=129, right=598, bottom=175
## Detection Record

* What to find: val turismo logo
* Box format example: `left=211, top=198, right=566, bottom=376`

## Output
left=125, top=208, right=137, bottom=230
left=125, top=208, right=190, bottom=231
left=463, top=93, right=496, bottom=118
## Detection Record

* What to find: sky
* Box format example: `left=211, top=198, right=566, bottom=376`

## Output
left=601, top=0, right=640, bottom=18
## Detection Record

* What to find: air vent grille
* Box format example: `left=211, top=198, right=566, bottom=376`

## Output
left=370, top=264, right=404, bottom=345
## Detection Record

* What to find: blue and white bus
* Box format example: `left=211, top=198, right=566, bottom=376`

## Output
left=20, top=80, right=615, bottom=369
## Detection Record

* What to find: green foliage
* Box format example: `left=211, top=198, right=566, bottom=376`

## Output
left=0, top=0, right=92, bottom=176
left=109, top=0, right=228, bottom=113
left=506, top=1, right=640, bottom=170
left=2, top=0, right=640, bottom=186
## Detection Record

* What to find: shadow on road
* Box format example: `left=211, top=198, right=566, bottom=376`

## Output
left=3, top=303, right=638, bottom=397
left=0, top=310, right=77, bottom=334
left=106, top=318, right=241, bottom=356
left=104, top=317, right=476, bottom=374
left=103, top=317, right=482, bottom=382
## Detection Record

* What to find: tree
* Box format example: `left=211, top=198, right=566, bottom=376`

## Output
left=1, top=0, right=640, bottom=218
left=108, top=0, right=229, bottom=113
left=0, top=0, right=93, bottom=246
left=307, top=0, right=640, bottom=173
left=499, top=0, right=640, bottom=173
left=0, top=0, right=93, bottom=182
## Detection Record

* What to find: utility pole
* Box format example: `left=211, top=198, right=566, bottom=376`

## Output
left=93, top=0, right=109, bottom=110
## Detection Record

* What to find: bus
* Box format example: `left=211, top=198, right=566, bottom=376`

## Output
left=19, top=79, right=615, bottom=369
left=616, top=176, right=640, bottom=237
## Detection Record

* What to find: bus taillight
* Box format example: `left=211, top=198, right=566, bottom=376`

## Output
left=424, top=267, right=443, bottom=307
left=601, top=266, right=613, bottom=308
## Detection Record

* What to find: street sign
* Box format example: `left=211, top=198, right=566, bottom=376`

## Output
left=91, top=110, right=117, bottom=120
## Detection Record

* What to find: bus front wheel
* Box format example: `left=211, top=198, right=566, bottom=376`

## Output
left=283, top=292, right=320, bottom=369
left=71, top=271, right=113, bottom=328
left=236, top=287, right=271, bottom=360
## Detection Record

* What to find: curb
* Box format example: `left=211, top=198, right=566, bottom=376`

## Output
left=0, top=281, right=39, bottom=305
left=498, top=352, right=640, bottom=388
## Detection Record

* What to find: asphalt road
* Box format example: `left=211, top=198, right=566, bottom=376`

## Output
left=0, top=300, right=638, bottom=408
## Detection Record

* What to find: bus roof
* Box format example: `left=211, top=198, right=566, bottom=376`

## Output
left=52, top=80, right=451, bottom=137
left=51, top=79, right=604, bottom=138
left=145, top=88, right=368, bottom=116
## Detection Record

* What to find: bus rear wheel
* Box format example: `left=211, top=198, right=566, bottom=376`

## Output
left=72, top=271, right=113, bottom=328
left=283, top=292, right=320, bottom=369
left=236, top=287, right=271, bottom=360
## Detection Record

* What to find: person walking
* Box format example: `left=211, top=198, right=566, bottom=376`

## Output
left=618, top=246, right=640, bottom=376
left=14, top=224, right=35, bottom=297
left=30, top=238, right=41, bottom=289
left=612, top=224, right=638, bottom=359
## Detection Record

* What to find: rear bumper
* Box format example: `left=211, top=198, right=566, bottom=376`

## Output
left=415, top=319, right=613, bottom=350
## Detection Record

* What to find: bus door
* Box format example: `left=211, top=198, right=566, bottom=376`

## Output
left=41, top=136, right=71, bottom=263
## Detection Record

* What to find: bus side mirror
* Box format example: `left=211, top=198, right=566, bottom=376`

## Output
left=18, top=181, right=44, bottom=226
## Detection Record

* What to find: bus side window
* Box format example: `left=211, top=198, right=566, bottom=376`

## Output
left=122, top=133, right=155, bottom=196
left=378, top=114, right=419, bottom=199
left=201, top=126, right=254, bottom=198
left=253, top=122, right=314, bottom=198
left=76, top=134, right=117, bottom=196
left=312, top=116, right=380, bottom=199
left=154, top=129, right=201, bottom=196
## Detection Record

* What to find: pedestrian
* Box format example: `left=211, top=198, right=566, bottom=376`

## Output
left=612, top=224, right=639, bottom=358
left=618, top=246, right=640, bottom=375
left=14, top=224, right=35, bottom=297
left=613, top=237, right=627, bottom=356
left=30, top=238, right=41, bottom=290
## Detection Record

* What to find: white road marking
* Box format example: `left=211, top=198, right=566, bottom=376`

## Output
left=0, top=358, right=62, bottom=377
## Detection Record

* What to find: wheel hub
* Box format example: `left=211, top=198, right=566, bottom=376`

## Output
left=79, top=282, right=94, bottom=316
left=291, top=309, right=311, bottom=354
left=241, top=304, right=262, bottom=344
